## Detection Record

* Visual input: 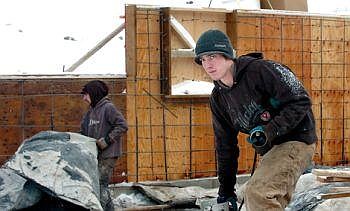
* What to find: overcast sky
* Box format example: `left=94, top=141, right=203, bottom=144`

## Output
left=0, top=0, right=125, bottom=75
left=0, top=0, right=261, bottom=75
left=0, top=0, right=349, bottom=75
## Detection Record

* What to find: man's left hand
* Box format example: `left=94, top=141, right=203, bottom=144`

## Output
left=96, top=138, right=108, bottom=150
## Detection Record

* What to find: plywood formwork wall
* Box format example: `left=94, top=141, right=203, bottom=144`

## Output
left=228, top=11, right=350, bottom=167
left=125, top=6, right=218, bottom=182
left=0, top=77, right=127, bottom=183
left=168, top=10, right=226, bottom=87
left=126, top=5, right=350, bottom=182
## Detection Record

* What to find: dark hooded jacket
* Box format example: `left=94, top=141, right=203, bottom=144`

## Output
left=80, top=81, right=128, bottom=159
left=210, top=53, right=317, bottom=198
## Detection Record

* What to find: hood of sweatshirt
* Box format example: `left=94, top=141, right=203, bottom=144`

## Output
left=81, top=80, right=109, bottom=107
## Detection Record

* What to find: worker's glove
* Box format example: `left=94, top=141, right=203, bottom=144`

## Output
left=247, top=126, right=272, bottom=156
left=217, top=196, right=237, bottom=211
left=96, top=137, right=108, bottom=150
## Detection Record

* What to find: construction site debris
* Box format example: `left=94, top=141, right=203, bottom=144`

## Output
left=286, top=167, right=350, bottom=211
left=0, top=168, right=41, bottom=210
left=1, top=131, right=102, bottom=210
left=110, top=168, right=350, bottom=210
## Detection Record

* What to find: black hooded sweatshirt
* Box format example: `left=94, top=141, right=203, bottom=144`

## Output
left=210, top=53, right=317, bottom=198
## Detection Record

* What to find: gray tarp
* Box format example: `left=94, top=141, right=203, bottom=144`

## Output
left=113, top=182, right=218, bottom=209
left=135, top=183, right=217, bottom=205
left=0, top=168, right=42, bottom=210
left=286, top=173, right=350, bottom=211
left=3, top=131, right=102, bottom=210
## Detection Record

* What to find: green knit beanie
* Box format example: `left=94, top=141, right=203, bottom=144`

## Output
left=194, top=29, right=236, bottom=65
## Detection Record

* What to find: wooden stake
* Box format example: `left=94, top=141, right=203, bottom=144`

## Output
left=65, top=23, right=125, bottom=72
left=319, top=192, right=350, bottom=200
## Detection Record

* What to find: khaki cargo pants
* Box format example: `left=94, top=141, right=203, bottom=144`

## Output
left=244, top=141, right=315, bottom=211
left=98, top=157, right=117, bottom=211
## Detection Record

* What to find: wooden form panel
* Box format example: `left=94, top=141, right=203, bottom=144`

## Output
left=191, top=104, right=216, bottom=178
left=126, top=7, right=218, bottom=181
left=0, top=127, right=22, bottom=163
left=316, top=17, right=348, bottom=165
left=232, top=11, right=350, bottom=166
left=53, top=95, right=86, bottom=127
left=170, top=10, right=226, bottom=86
left=127, top=7, right=167, bottom=181
left=191, top=125, right=216, bottom=178
left=0, top=81, right=21, bottom=95
left=151, top=126, right=167, bottom=180
left=162, top=9, right=226, bottom=96
left=127, top=6, right=350, bottom=182
left=237, top=133, right=255, bottom=173
left=0, top=78, right=126, bottom=183
left=165, top=125, right=191, bottom=180
left=231, top=11, right=310, bottom=82
left=311, top=90, right=322, bottom=163
left=0, top=97, right=22, bottom=125
left=344, top=88, right=350, bottom=162
left=160, top=104, right=191, bottom=181
left=126, top=126, right=137, bottom=182
left=23, top=96, right=52, bottom=126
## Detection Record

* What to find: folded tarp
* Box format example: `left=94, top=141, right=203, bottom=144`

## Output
left=0, top=168, right=42, bottom=210
left=4, top=131, right=102, bottom=210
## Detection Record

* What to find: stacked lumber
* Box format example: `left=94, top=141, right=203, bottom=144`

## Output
left=312, top=168, right=350, bottom=200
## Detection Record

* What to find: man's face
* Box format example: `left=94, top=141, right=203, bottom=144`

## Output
left=82, top=93, right=91, bottom=105
left=200, top=53, right=233, bottom=81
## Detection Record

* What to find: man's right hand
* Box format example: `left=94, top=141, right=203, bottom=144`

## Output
left=217, top=196, right=238, bottom=211
left=247, top=126, right=272, bottom=155
left=247, top=126, right=266, bottom=145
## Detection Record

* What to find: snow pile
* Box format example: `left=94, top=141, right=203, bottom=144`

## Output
left=172, top=80, right=214, bottom=95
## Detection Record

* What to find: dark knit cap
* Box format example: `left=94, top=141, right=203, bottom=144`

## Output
left=81, top=80, right=109, bottom=107
left=194, top=29, right=236, bottom=65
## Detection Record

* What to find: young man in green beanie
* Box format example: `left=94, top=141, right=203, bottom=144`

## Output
left=194, top=29, right=317, bottom=210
